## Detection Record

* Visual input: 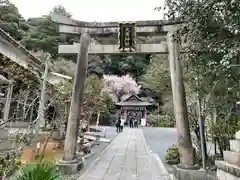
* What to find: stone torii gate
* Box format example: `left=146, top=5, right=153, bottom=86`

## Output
left=51, top=14, right=195, bottom=173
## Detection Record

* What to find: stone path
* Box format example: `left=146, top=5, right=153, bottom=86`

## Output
left=78, top=128, right=172, bottom=180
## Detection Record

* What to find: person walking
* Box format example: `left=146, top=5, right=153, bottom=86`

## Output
left=129, top=118, right=133, bottom=128
left=134, top=119, right=138, bottom=128
left=116, top=117, right=121, bottom=133
left=120, top=118, right=125, bottom=132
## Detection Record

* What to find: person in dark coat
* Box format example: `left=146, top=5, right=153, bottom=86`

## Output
left=129, top=118, right=133, bottom=128
left=116, top=117, right=121, bottom=133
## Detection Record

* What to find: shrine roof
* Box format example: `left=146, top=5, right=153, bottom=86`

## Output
left=115, top=94, right=152, bottom=107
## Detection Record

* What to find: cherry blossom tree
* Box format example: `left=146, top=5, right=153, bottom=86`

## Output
left=103, top=74, right=140, bottom=102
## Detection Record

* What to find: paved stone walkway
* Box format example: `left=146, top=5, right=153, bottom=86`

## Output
left=78, top=128, right=172, bottom=180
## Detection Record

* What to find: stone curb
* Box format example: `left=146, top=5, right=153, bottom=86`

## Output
left=141, top=128, right=174, bottom=180
left=77, top=131, right=120, bottom=180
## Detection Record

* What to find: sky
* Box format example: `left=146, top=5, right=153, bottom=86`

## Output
left=9, top=0, right=164, bottom=22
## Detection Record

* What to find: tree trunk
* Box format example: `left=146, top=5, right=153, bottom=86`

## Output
left=96, top=110, right=100, bottom=131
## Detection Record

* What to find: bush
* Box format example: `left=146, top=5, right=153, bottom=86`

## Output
left=165, top=144, right=180, bottom=165
left=165, top=144, right=217, bottom=169
left=148, top=114, right=175, bottom=127
left=12, top=163, right=62, bottom=180
left=0, top=150, right=22, bottom=178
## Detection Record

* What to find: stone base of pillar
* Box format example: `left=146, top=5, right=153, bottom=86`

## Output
left=58, top=159, right=83, bottom=174
left=176, top=163, right=200, bottom=170
left=172, top=165, right=215, bottom=180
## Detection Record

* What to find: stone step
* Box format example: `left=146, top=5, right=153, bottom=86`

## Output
left=215, top=160, right=240, bottom=179
left=230, top=140, right=240, bottom=152
left=217, top=169, right=240, bottom=180
left=223, top=151, right=240, bottom=166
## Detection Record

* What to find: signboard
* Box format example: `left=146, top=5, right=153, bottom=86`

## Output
left=118, top=22, right=136, bottom=51
left=122, top=106, right=145, bottom=111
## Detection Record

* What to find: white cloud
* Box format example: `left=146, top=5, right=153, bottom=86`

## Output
left=10, top=0, right=164, bottom=21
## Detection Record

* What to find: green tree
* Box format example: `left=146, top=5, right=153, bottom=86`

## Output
left=103, top=55, right=151, bottom=79
left=50, top=5, right=72, bottom=18
left=0, top=0, right=27, bottom=40
left=56, top=75, right=110, bottom=125
left=141, top=55, right=170, bottom=95
left=161, top=0, right=240, bottom=155
left=21, top=5, right=74, bottom=58
left=141, top=54, right=174, bottom=119
left=84, top=75, right=104, bottom=113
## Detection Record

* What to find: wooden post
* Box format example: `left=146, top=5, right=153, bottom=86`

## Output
left=167, top=32, right=195, bottom=167
left=3, top=81, right=13, bottom=122
left=63, top=33, right=90, bottom=162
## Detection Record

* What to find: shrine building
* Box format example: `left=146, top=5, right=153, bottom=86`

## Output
left=115, top=94, right=152, bottom=124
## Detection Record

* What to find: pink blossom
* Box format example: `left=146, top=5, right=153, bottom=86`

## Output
left=103, top=74, right=140, bottom=102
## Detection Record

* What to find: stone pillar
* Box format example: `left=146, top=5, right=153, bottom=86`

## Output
left=3, top=81, right=13, bottom=123
left=167, top=32, right=195, bottom=167
left=58, top=33, right=90, bottom=174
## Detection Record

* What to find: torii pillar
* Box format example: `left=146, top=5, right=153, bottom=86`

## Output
left=58, top=33, right=90, bottom=174
left=167, top=32, right=196, bottom=168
